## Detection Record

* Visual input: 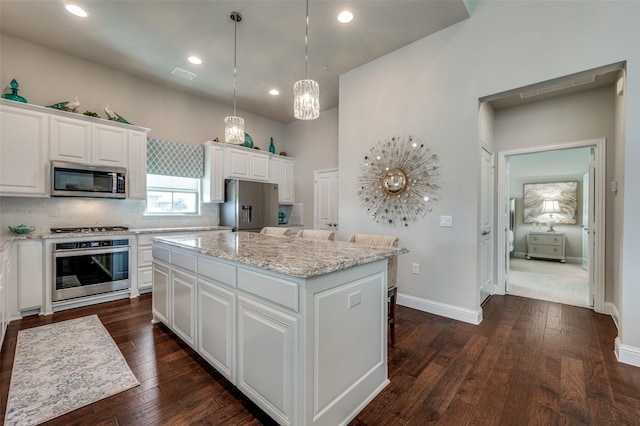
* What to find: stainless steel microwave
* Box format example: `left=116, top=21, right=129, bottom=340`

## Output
left=51, top=161, right=126, bottom=199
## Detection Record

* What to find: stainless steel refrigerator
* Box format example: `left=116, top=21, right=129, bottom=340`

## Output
left=220, top=179, right=279, bottom=232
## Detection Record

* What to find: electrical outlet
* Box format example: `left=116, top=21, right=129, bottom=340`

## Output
left=412, top=263, right=419, bottom=274
left=348, top=291, right=361, bottom=308
left=440, top=215, right=453, bottom=227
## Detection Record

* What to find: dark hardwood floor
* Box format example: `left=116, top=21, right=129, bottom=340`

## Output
left=1, top=293, right=640, bottom=425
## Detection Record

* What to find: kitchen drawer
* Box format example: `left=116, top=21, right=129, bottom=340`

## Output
left=152, top=244, right=171, bottom=263
left=198, top=256, right=236, bottom=288
left=172, top=248, right=197, bottom=272
left=528, top=234, right=563, bottom=246
left=237, top=268, right=299, bottom=312
left=138, top=246, right=153, bottom=267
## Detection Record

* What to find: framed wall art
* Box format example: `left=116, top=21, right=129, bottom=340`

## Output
left=523, top=181, right=578, bottom=224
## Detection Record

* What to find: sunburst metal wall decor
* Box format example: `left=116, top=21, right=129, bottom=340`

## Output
left=357, top=135, right=440, bottom=227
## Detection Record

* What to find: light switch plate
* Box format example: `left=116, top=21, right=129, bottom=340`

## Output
left=440, top=215, right=453, bottom=227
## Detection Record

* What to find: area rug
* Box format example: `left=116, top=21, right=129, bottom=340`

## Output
left=4, top=314, right=139, bottom=426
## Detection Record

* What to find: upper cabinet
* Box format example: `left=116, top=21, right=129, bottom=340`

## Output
left=50, top=116, right=129, bottom=167
left=225, top=147, right=269, bottom=182
left=203, top=142, right=295, bottom=204
left=0, top=102, right=50, bottom=197
left=270, top=156, right=295, bottom=204
left=0, top=99, right=149, bottom=199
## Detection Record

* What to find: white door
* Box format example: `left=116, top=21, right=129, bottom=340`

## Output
left=479, top=146, right=494, bottom=303
left=582, top=172, right=589, bottom=270
left=314, top=169, right=339, bottom=231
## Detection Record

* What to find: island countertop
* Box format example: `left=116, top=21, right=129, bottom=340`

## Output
left=154, top=231, right=408, bottom=278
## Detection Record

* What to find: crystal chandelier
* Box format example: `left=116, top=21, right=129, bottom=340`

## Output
left=293, top=0, right=319, bottom=120
left=225, top=12, right=244, bottom=144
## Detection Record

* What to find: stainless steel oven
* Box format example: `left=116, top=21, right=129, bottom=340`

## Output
left=52, top=238, right=130, bottom=302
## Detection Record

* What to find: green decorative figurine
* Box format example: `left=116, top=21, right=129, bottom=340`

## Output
left=269, top=137, right=275, bottom=154
left=2, top=79, right=27, bottom=103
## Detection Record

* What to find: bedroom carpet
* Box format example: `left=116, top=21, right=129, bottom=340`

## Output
left=508, top=257, right=590, bottom=307
left=4, top=314, right=139, bottom=426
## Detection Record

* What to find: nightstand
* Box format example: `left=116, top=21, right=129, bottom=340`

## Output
left=526, top=232, right=566, bottom=262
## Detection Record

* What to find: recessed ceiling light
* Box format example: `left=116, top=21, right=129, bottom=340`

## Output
left=269, top=89, right=280, bottom=96
left=65, top=4, right=88, bottom=18
left=337, top=10, right=353, bottom=24
left=188, top=56, right=202, bottom=65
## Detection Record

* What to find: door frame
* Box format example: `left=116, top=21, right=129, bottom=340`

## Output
left=495, top=138, right=606, bottom=313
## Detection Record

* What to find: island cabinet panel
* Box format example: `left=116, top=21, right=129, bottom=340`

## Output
left=197, top=277, right=236, bottom=382
left=171, top=267, right=197, bottom=348
left=151, top=260, right=170, bottom=325
left=237, top=295, right=299, bottom=426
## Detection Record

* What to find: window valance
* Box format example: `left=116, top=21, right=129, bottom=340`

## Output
left=147, top=137, right=204, bottom=178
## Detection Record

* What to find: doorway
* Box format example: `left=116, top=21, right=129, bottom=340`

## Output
left=497, top=139, right=605, bottom=312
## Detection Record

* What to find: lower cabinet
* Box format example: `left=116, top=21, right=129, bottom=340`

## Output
left=0, top=249, right=9, bottom=348
left=151, top=260, right=170, bottom=325
left=237, top=295, right=298, bottom=425
left=197, top=277, right=236, bottom=382
left=171, top=268, right=196, bottom=348
left=16, top=240, right=44, bottom=312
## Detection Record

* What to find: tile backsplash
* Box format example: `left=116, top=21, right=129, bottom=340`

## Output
left=0, top=197, right=220, bottom=235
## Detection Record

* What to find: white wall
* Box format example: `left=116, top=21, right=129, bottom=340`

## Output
left=338, top=0, right=640, bottom=361
left=282, top=108, right=339, bottom=229
left=0, top=35, right=284, bottom=148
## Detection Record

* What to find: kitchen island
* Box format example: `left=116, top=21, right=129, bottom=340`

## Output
left=152, top=232, right=407, bottom=426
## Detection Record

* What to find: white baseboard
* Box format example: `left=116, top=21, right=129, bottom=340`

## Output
left=615, top=337, right=640, bottom=368
left=397, top=293, right=482, bottom=325
left=604, top=302, right=620, bottom=329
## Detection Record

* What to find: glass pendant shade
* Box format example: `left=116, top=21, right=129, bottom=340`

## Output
left=225, top=115, right=245, bottom=144
left=293, top=79, right=320, bottom=120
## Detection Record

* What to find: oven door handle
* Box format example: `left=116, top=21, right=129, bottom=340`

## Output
left=53, top=246, right=130, bottom=257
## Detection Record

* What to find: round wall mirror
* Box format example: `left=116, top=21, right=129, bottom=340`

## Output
left=382, top=168, right=407, bottom=194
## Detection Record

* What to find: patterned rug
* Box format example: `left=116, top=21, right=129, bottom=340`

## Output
left=4, top=315, right=139, bottom=426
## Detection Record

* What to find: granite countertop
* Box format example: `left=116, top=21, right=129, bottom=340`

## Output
left=154, top=232, right=408, bottom=278
left=0, top=226, right=232, bottom=253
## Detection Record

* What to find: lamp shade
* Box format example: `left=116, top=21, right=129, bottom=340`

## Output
left=293, top=79, right=320, bottom=120
left=541, top=199, right=560, bottom=214
left=225, top=115, right=245, bottom=144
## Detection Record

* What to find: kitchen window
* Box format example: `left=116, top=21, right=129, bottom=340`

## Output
left=146, top=174, right=200, bottom=215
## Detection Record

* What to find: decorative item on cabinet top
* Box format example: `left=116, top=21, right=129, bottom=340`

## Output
left=147, top=138, right=204, bottom=178
left=1, top=79, right=27, bottom=103
left=104, top=104, right=131, bottom=124
left=357, top=135, right=440, bottom=227
left=47, top=96, right=80, bottom=112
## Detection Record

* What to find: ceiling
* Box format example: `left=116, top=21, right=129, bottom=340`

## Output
left=0, top=1, right=471, bottom=123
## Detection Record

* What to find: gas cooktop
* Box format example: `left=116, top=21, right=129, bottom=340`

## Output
left=51, top=226, right=130, bottom=233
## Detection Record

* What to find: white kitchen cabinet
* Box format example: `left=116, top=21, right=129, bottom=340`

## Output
left=50, top=115, right=92, bottom=163
left=0, top=102, right=50, bottom=197
left=15, top=240, right=44, bottom=312
left=314, top=169, right=339, bottom=231
left=202, top=141, right=225, bottom=203
left=225, top=147, right=270, bottom=182
left=127, top=130, right=148, bottom=199
left=50, top=115, right=129, bottom=167
left=197, top=276, right=236, bottom=382
left=152, top=258, right=170, bottom=326
left=237, top=294, right=298, bottom=425
left=171, top=266, right=197, bottom=348
left=92, top=123, right=128, bottom=167
left=270, top=156, right=295, bottom=204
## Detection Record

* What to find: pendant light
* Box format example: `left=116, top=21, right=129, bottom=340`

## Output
left=293, top=0, right=319, bottom=120
left=225, top=12, right=244, bottom=144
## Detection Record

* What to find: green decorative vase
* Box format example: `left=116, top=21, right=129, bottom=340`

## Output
left=244, top=133, right=254, bottom=148
left=1, top=79, right=27, bottom=103
left=269, top=137, right=275, bottom=154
